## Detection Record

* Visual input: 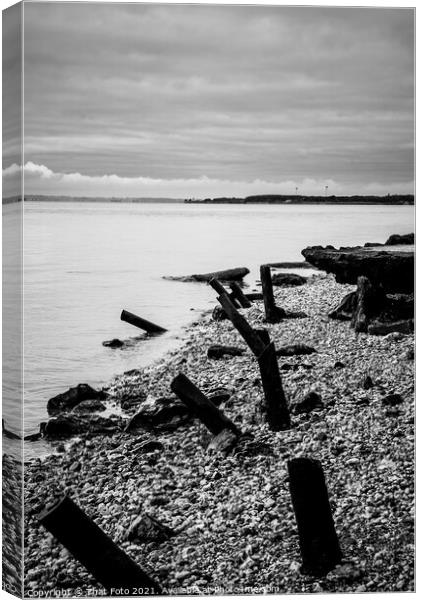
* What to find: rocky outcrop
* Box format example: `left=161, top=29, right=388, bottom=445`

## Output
left=385, top=233, right=414, bottom=246
left=272, top=273, right=307, bottom=287
left=47, top=384, right=106, bottom=415
left=44, top=414, right=123, bottom=438
left=302, top=245, right=413, bottom=293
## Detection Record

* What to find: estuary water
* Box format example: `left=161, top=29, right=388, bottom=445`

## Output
left=2, top=201, right=414, bottom=439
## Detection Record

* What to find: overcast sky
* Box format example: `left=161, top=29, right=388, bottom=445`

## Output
left=3, top=2, right=415, bottom=197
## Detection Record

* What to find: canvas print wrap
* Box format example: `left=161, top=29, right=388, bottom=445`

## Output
left=2, top=1, right=415, bottom=597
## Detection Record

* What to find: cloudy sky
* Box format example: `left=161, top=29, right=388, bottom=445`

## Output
left=3, top=2, right=415, bottom=198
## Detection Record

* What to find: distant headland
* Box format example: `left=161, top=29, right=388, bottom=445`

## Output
left=2, top=194, right=414, bottom=205
left=184, top=194, right=414, bottom=205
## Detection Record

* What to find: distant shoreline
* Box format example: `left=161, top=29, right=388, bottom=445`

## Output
left=3, top=194, right=414, bottom=206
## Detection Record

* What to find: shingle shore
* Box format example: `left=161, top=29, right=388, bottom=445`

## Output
left=24, top=275, right=415, bottom=595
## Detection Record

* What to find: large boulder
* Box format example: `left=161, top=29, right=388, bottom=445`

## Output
left=44, top=414, right=123, bottom=438
left=302, top=245, right=414, bottom=293
left=125, top=396, right=191, bottom=433
left=47, top=384, right=106, bottom=415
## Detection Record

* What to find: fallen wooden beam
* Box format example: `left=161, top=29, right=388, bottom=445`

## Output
left=288, top=458, right=342, bottom=576
left=218, top=293, right=266, bottom=357
left=260, top=265, right=286, bottom=323
left=171, top=373, right=240, bottom=436
left=39, top=496, right=162, bottom=594
left=120, top=309, right=167, bottom=334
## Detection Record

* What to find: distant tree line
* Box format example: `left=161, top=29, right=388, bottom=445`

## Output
left=184, top=194, right=414, bottom=205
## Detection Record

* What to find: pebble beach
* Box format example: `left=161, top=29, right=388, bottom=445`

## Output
left=23, top=274, right=415, bottom=595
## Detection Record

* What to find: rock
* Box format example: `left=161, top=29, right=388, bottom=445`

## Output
left=405, top=348, right=415, bottom=360
left=164, top=267, right=250, bottom=283
left=385, top=233, right=414, bottom=246
left=327, top=563, right=364, bottom=583
left=126, top=514, right=174, bottom=543
left=368, top=319, right=414, bottom=336
left=72, top=399, right=106, bottom=413
left=47, top=384, right=106, bottom=415
left=382, top=393, right=404, bottom=406
left=212, top=306, right=228, bottom=321
left=121, top=397, right=145, bottom=412
left=302, top=245, right=414, bottom=293
left=125, top=396, right=191, bottom=432
left=207, top=428, right=238, bottom=454
left=276, top=344, right=316, bottom=357
left=364, top=242, right=383, bottom=247
left=362, top=375, right=374, bottom=390
left=384, top=331, right=407, bottom=341
left=206, top=388, right=231, bottom=406
left=131, top=439, right=164, bottom=454
left=291, top=391, right=323, bottom=415
left=334, top=361, right=346, bottom=369
left=102, top=338, right=124, bottom=348
left=284, top=311, right=308, bottom=319
left=328, top=291, right=356, bottom=321
left=44, top=414, right=122, bottom=438
left=271, top=273, right=307, bottom=287
left=207, top=345, right=245, bottom=359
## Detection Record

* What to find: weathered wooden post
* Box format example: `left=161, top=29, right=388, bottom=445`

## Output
left=229, top=282, right=252, bottom=308
left=254, top=328, right=271, bottom=346
left=288, top=458, right=342, bottom=575
left=121, top=309, right=167, bottom=334
left=39, top=496, right=162, bottom=594
left=217, top=294, right=266, bottom=357
left=171, top=373, right=240, bottom=436
left=260, top=264, right=286, bottom=323
left=258, top=342, right=290, bottom=430
left=209, top=278, right=241, bottom=308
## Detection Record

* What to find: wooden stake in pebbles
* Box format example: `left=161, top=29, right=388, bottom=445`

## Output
left=287, top=458, right=342, bottom=575
left=229, top=281, right=252, bottom=308
left=260, top=264, right=286, bottom=323
left=209, top=278, right=241, bottom=308
left=218, top=293, right=266, bottom=357
left=39, top=496, right=162, bottom=594
left=171, top=373, right=240, bottom=436
left=120, top=309, right=167, bottom=334
left=258, top=342, right=290, bottom=430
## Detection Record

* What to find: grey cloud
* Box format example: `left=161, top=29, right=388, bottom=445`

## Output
left=17, top=2, right=414, bottom=193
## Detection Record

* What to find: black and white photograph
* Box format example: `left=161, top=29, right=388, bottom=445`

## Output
left=2, top=0, right=415, bottom=597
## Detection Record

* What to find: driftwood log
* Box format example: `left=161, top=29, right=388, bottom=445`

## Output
left=120, top=310, right=167, bottom=334
left=39, top=496, right=162, bottom=594
left=288, top=458, right=342, bottom=576
left=165, top=267, right=249, bottom=283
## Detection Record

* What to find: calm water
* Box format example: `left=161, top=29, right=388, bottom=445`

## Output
left=2, top=201, right=414, bottom=441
